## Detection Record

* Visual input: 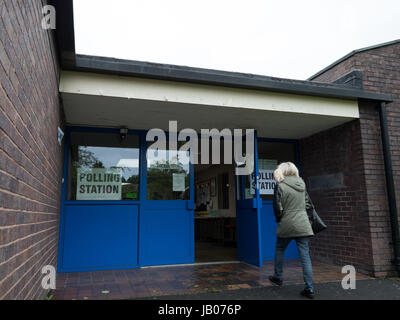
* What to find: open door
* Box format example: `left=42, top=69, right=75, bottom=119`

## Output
left=235, top=131, right=263, bottom=266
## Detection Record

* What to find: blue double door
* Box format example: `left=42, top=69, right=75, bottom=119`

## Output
left=139, top=133, right=264, bottom=267
left=59, top=128, right=297, bottom=272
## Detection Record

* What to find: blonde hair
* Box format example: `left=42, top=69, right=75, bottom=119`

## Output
left=273, top=162, right=299, bottom=183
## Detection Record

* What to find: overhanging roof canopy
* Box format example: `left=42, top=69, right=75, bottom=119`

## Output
left=60, top=70, right=362, bottom=139
left=53, top=0, right=392, bottom=139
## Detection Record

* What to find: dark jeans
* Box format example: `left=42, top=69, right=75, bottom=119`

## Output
left=273, top=236, right=314, bottom=292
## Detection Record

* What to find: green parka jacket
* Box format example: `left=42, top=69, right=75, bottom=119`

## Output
left=273, top=175, right=314, bottom=238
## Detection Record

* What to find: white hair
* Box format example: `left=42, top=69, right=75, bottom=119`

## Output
left=273, top=162, right=299, bottom=183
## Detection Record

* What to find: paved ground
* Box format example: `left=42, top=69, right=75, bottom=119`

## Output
left=141, top=278, right=400, bottom=300
left=54, top=260, right=370, bottom=300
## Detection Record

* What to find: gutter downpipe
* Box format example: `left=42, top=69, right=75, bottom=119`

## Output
left=378, top=101, right=400, bottom=276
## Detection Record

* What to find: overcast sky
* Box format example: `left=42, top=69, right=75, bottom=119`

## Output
left=73, top=0, right=400, bottom=80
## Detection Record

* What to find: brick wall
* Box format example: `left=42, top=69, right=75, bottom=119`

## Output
left=0, top=1, right=63, bottom=299
left=304, top=43, right=400, bottom=276
left=299, top=116, right=375, bottom=275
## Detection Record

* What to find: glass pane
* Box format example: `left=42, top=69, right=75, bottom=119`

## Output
left=147, top=142, right=190, bottom=200
left=235, top=139, right=256, bottom=200
left=236, top=138, right=255, bottom=200
left=257, top=141, right=296, bottom=201
left=244, top=174, right=255, bottom=199
left=68, top=132, right=140, bottom=201
left=235, top=174, right=254, bottom=200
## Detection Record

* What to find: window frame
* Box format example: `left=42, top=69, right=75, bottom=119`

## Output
left=63, top=127, right=143, bottom=204
left=62, top=127, right=195, bottom=205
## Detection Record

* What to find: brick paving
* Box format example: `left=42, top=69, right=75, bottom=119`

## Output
left=53, top=260, right=370, bottom=300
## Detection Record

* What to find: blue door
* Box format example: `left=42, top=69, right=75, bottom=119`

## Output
left=260, top=202, right=299, bottom=260
left=140, top=200, right=194, bottom=266
left=257, top=139, right=299, bottom=261
left=235, top=132, right=263, bottom=266
left=61, top=204, right=139, bottom=271
left=139, top=140, right=195, bottom=266
left=58, top=129, right=142, bottom=272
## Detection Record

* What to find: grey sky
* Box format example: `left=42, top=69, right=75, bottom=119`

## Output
left=73, top=0, right=400, bottom=80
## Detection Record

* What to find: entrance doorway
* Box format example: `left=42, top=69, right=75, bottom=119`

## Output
left=194, top=164, right=237, bottom=263
left=59, top=127, right=300, bottom=272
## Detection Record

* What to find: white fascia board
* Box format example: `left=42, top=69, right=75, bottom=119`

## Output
left=60, top=71, right=359, bottom=119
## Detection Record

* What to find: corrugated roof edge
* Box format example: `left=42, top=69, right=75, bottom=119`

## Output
left=308, top=39, right=400, bottom=81
left=64, top=54, right=392, bottom=103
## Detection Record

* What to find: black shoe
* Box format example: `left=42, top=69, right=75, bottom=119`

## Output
left=300, top=289, right=315, bottom=299
left=268, top=276, right=283, bottom=286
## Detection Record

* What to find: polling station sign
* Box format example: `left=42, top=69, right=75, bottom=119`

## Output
left=251, top=169, right=276, bottom=195
left=77, top=168, right=122, bottom=200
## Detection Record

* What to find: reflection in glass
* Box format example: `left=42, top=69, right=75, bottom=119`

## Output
left=147, top=147, right=190, bottom=200
left=69, top=142, right=140, bottom=201
left=235, top=150, right=255, bottom=200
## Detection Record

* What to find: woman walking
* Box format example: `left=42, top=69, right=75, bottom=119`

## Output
left=268, top=162, right=315, bottom=299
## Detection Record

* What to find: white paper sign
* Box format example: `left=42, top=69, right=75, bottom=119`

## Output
left=251, top=169, right=277, bottom=195
left=172, top=173, right=186, bottom=192
left=77, top=168, right=122, bottom=200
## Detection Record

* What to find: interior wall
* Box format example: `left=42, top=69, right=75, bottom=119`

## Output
left=194, top=164, right=236, bottom=217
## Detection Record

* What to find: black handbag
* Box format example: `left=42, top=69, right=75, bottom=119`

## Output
left=309, top=208, right=327, bottom=234
left=305, top=191, right=327, bottom=234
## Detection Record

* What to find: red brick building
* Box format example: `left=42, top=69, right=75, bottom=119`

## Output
left=0, top=1, right=399, bottom=300
left=0, top=0, right=63, bottom=299
left=306, top=40, right=400, bottom=277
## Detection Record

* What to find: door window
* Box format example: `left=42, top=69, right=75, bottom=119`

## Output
left=146, top=142, right=190, bottom=200
left=235, top=147, right=255, bottom=200
left=257, top=141, right=296, bottom=201
left=68, top=131, right=140, bottom=201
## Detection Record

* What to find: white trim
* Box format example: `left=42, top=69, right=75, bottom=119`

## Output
left=60, top=71, right=359, bottom=119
